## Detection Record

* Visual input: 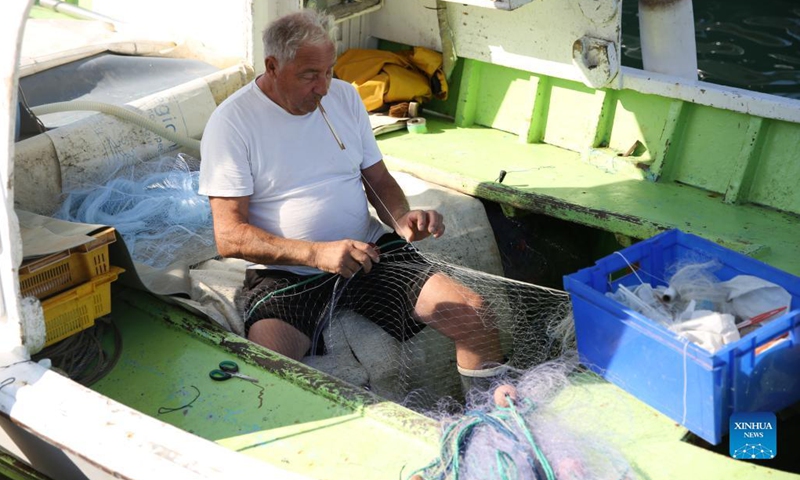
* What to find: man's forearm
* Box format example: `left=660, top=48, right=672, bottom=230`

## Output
left=364, top=169, right=409, bottom=231
left=218, top=222, right=316, bottom=267
left=374, top=186, right=409, bottom=230
left=217, top=221, right=380, bottom=277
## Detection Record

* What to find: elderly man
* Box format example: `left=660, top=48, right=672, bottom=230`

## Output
left=199, top=9, right=505, bottom=389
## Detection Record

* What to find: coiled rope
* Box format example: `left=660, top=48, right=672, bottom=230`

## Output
left=409, top=394, right=555, bottom=480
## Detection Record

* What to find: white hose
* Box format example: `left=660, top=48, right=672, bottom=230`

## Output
left=30, top=100, right=202, bottom=152
left=38, top=0, right=124, bottom=30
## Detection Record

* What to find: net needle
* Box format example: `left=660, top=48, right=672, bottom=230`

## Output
left=318, top=103, right=346, bottom=150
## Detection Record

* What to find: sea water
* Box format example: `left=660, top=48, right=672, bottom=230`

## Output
left=622, top=0, right=800, bottom=99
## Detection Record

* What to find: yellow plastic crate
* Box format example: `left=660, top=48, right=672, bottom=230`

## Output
left=19, top=227, right=116, bottom=300
left=41, top=266, right=124, bottom=347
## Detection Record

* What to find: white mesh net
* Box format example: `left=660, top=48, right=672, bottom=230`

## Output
left=242, top=239, right=574, bottom=405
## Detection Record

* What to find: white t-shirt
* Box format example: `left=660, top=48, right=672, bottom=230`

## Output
left=199, top=78, right=387, bottom=275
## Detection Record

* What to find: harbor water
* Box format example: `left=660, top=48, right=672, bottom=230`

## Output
left=622, top=0, right=800, bottom=99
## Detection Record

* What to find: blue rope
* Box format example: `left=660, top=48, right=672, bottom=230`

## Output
left=408, top=396, right=555, bottom=480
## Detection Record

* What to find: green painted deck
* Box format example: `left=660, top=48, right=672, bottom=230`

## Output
left=90, top=287, right=796, bottom=479
left=378, top=116, right=800, bottom=276
left=91, top=288, right=438, bottom=480
left=373, top=55, right=800, bottom=277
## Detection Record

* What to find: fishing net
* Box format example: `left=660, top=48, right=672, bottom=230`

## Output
left=54, top=153, right=216, bottom=269
left=408, top=357, right=637, bottom=480
left=51, top=151, right=635, bottom=476
left=241, top=236, right=637, bottom=478
left=243, top=240, right=575, bottom=408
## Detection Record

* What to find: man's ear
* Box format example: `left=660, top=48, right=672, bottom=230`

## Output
left=264, top=57, right=279, bottom=77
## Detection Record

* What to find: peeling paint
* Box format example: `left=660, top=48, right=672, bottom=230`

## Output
left=151, top=301, right=373, bottom=412
left=475, top=182, right=647, bottom=227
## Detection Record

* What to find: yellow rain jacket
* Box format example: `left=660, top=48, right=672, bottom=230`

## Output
left=334, top=47, right=448, bottom=112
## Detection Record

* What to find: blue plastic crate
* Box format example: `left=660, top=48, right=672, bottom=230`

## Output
left=563, top=229, right=800, bottom=445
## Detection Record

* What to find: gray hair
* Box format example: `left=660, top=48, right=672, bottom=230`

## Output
left=262, top=10, right=337, bottom=64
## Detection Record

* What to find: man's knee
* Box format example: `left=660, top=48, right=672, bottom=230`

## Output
left=423, top=273, right=484, bottom=312
left=460, top=288, right=485, bottom=314
left=247, top=318, right=311, bottom=360
left=444, top=286, right=488, bottom=327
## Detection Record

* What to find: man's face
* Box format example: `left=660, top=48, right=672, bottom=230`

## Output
left=266, top=40, right=336, bottom=116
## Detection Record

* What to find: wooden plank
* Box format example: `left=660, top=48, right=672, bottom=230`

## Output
left=524, top=74, right=550, bottom=144
left=647, top=98, right=686, bottom=182
left=591, top=88, right=617, bottom=148
left=724, top=116, right=765, bottom=205
left=454, top=59, right=482, bottom=127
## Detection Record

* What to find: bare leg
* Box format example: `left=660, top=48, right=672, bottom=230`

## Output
left=414, top=272, right=505, bottom=370
left=247, top=318, right=311, bottom=361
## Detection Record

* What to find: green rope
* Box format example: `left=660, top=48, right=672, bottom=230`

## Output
left=408, top=396, right=555, bottom=480
left=507, top=400, right=555, bottom=480
left=246, top=272, right=327, bottom=319
left=495, top=450, right=517, bottom=480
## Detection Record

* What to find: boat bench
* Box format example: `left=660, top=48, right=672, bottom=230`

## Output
left=378, top=117, right=800, bottom=276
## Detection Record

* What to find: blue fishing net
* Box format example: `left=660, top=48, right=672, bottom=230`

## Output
left=55, top=153, right=216, bottom=268
left=409, top=357, right=637, bottom=480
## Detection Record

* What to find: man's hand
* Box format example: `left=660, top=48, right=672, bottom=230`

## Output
left=361, top=162, right=445, bottom=242
left=311, top=240, right=381, bottom=278
left=395, top=210, right=445, bottom=242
